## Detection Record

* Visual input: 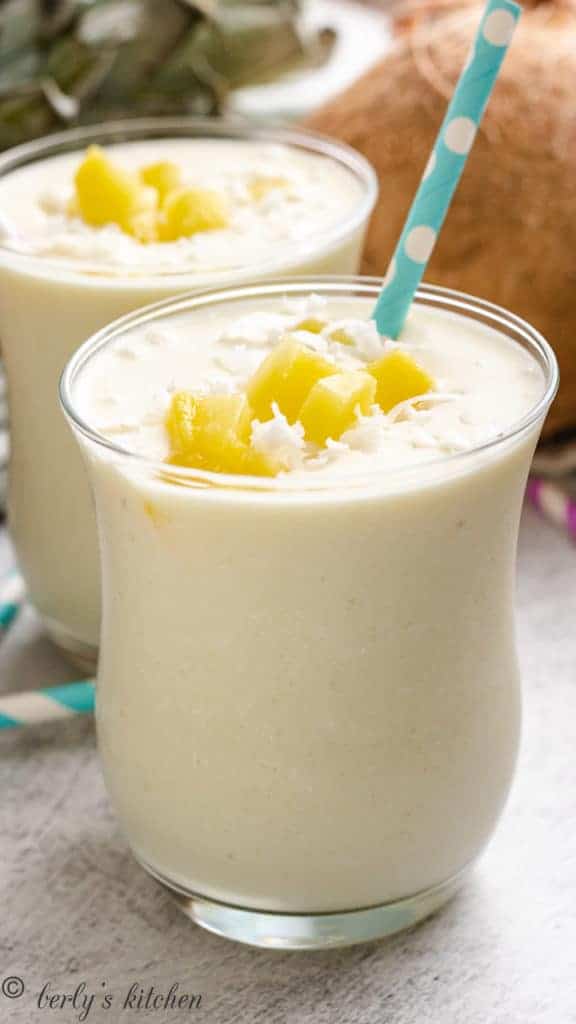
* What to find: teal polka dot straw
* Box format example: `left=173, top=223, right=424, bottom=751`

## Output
left=372, top=0, right=521, bottom=339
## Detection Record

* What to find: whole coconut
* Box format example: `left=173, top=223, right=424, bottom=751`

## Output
left=306, top=0, right=576, bottom=439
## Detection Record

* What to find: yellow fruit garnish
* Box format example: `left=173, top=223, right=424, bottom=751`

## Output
left=165, top=392, right=279, bottom=477
left=294, top=320, right=355, bottom=344
left=299, top=371, right=376, bottom=445
left=139, top=161, right=182, bottom=202
left=328, top=327, right=354, bottom=346
left=294, top=318, right=326, bottom=334
left=249, top=175, right=289, bottom=201
left=240, top=448, right=281, bottom=478
left=247, top=338, right=336, bottom=424
left=192, top=393, right=253, bottom=446
left=166, top=392, right=248, bottom=472
left=74, top=148, right=230, bottom=243
left=74, top=145, right=159, bottom=242
left=167, top=392, right=250, bottom=467
left=166, top=391, right=197, bottom=456
left=163, top=337, right=434, bottom=479
left=368, top=351, right=434, bottom=413
left=158, top=187, right=229, bottom=241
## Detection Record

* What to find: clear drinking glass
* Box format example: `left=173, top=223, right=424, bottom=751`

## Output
left=0, top=119, right=376, bottom=669
left=61, top=278, right=557, bottom=949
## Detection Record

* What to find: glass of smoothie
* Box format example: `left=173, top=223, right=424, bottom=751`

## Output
left=60, top=277, right=557, bottom=949
left=0, top=119, right=376, bottom=669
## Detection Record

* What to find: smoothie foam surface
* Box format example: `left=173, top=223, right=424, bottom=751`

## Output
left=0, top=141, right=363, bottom=275
left=76, top=294, right=545, bottom=483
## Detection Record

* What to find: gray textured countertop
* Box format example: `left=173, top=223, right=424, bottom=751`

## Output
left=1, top=508, right=575, bottom=1024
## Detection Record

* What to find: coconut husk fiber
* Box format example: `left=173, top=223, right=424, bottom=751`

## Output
left=305, top=0, right=576, bottom=439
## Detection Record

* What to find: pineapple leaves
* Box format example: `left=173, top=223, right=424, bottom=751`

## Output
left=0, top=0, right=336, bottom=149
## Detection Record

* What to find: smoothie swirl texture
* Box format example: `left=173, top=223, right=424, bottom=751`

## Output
left=77, top=294, right=545, bottom=484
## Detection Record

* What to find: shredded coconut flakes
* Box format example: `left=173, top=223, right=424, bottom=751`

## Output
left=251, top=405, right=306, bottom=470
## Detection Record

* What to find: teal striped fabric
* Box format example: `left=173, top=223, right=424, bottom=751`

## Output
left=0, top=601, right=20, bottom=629
left=0, top=569, right=25, bottom=630
left=0, top=710, right=19, bottom=729
left=41, top=681, right=95, bottom=714
left=0, top=681, right=95, bottom=729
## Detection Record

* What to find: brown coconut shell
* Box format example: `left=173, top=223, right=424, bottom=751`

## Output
left=305, top=0, right=576, bottom=439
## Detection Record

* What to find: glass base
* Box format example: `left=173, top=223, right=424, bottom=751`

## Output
left=45, top=618, right=98, bottom=674
left=140, top=856, right=467, bottom=950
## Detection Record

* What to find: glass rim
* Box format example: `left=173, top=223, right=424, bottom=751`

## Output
left=0, top=116, right=378, bottom=282
left=60, top=276, right=559, bottom=495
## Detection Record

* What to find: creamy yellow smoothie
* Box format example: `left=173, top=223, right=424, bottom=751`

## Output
left=0, top=120, right=376, bottom=666
left=61, top=279, right=557, bottom=948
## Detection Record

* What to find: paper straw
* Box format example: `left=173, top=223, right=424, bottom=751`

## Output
left=373, top=0, right=521, bottom=338
left=526, top=477, right=576, bottom=542
left=0, top=680, right=95, bottom=729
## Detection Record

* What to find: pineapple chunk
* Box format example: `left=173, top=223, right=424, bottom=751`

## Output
left=193, top=395, right=281, bottom=476
left=299, top=371, right=376, bottom=445
left=165, top=391, right=197, bottom=456
left=158, top=187, right=229, bottom=241
left=368, top=351, right=434, bottom=413
left=140, top=161, right=181, bottom=202
left=74, top=145, right=158, bottom=241
left=240, top=448, right=281, bottom=478
left=165, top=392, right=278, bottom=477
left=247, top=338, right=336, bottom=424
left=249, top=175, right=289, bottom=201
left=192, top=393, right=253, bottom=446
left=294, top=318, right=326, bottom=334
left=327, top=326, right=354, bottom=346
left=294, top=319, right=355, bottom=346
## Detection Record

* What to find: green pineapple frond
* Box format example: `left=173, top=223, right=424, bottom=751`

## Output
left=0, top=0, right=336, bottom=150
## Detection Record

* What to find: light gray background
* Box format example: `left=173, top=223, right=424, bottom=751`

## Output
left=1, top=509, right=575, bottom=1024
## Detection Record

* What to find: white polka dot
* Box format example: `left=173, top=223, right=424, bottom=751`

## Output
left=382, top=258, right=396, bottom=288
left=423, top=151, right=436, bottom=180
left=483, top=9, right=516, bottom=46
left=444, top=117, right=477, bottom=155
left=405, top=226, right=436, bottom=263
